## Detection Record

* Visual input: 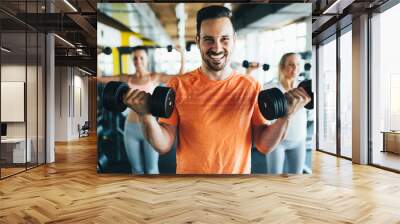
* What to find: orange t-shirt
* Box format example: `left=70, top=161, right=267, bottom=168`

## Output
left=158, top=68, right=267, bottom=174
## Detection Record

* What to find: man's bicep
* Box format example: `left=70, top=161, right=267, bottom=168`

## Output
left=160, top=122, right=177, bottom=141
left=252, top=123, right=273, bottom=154
left=159, top=122, right=177, bottom=154
left=252, top=124, right=267, bottom=143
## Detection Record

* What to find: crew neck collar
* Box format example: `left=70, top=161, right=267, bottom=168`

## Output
left=197, top=67, right=236, bottom=83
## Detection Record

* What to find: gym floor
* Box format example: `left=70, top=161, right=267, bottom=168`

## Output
left=372, top=151, right=400, bottom=171
left=0, top=135, right=399, bottom=223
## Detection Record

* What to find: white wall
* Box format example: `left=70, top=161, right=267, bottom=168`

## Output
left=1, top=65, right=32, bottom=137
left=71, top=71, right=89, bottom=138
left=1, top=63, right=46, bottom=164
left=54, top=67, right=89, bottom=141
left=1, top=65, right=26, bottom=141
left=55, top=66, right=69, bottom=141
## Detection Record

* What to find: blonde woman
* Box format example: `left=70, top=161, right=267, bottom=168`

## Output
left=264, top=53, right=308, bottom=174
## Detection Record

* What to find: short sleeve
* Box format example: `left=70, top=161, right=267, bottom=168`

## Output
left=158, top=77, right=179, bottom=126
left=251, top=82, right=268, bottom=126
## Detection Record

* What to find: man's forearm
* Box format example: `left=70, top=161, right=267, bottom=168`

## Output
left=139, top=115, right=175, bottom=154
left=255, top=117, right=290, bottom=154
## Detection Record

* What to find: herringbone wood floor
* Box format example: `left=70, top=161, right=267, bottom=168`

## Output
left=1, top=136, right=400, bottom=223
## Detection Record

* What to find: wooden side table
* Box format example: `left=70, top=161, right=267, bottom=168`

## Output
left=381, top=131, right=400, bottom=154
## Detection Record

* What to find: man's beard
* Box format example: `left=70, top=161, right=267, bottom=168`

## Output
left=202, top=50, right=229, bottom=72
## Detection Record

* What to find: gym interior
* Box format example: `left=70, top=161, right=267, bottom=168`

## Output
left=96, top=3, right=314, bottom=174
left=1, top=0, right=400, bottom=223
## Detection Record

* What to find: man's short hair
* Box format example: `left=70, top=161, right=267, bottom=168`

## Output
left=196, top=5, right=234, bottom=36
left=132, top=46, right=148, bottom=54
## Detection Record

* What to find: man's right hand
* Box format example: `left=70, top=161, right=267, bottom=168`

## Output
left=123, top=89, right=151, bottom=116
left=284, top=87, right=310, bottom=119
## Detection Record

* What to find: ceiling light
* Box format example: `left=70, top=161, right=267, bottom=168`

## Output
left=223, top=3, right=232, bottom=10
left=54, top=34, right=75, bottom=48
left=78, top=67, right=92, bottom=76
left=76, top=48, right=84, bottom=55
left=63, top=0, right=78, bottom=12
left=322, top=0, right=349, bottom=15
left=1, top=47, right=11, bottom=53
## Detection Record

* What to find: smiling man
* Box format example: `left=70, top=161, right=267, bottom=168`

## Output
left=123, top=5, right=310, bottom=174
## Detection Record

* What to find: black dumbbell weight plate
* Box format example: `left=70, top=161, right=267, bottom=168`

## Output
left=298, top=80, right=313, bottom=110
left=103, top=47, right=112, bottom=55
left=242, top=60, right=249, bottom=68
left=275, top=89, right=288, bottom=119
left=258, top=88, right=288, bottom=120
left=304, top=63, right=312, bottom=71
left=258, top=89, right=272, bottom=120
left=114, top=82, right=129, bottom=112
left=103, top=81, right=127, bottom=112
left=262, top=64, right=270, bottom=71
left=167, top=45, right=173, bottom=52
left=271, top=88, right=287, bottom=119
left=149, top=86, right=176, bottom=118
left=278, top=90, right=288, bottom=118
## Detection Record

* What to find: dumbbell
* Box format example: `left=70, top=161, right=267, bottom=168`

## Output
left=304, top=63, right=311, bottom=71
left=102, top=47, right=112, bottom=55
left=152, top=45, right=174, bottom=52
left=167, top=44, right=190, bottom=52
left=258, top=80, right=313, bottom=120
left=242, top=60, right=270, bottom=71
left=102, top=81, right=175, bottom=118
left=167, top=45, right=173, bottom=52
left=186, top=41, right=195, bottom=52
left=98, top=46, right=112, bottom=55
